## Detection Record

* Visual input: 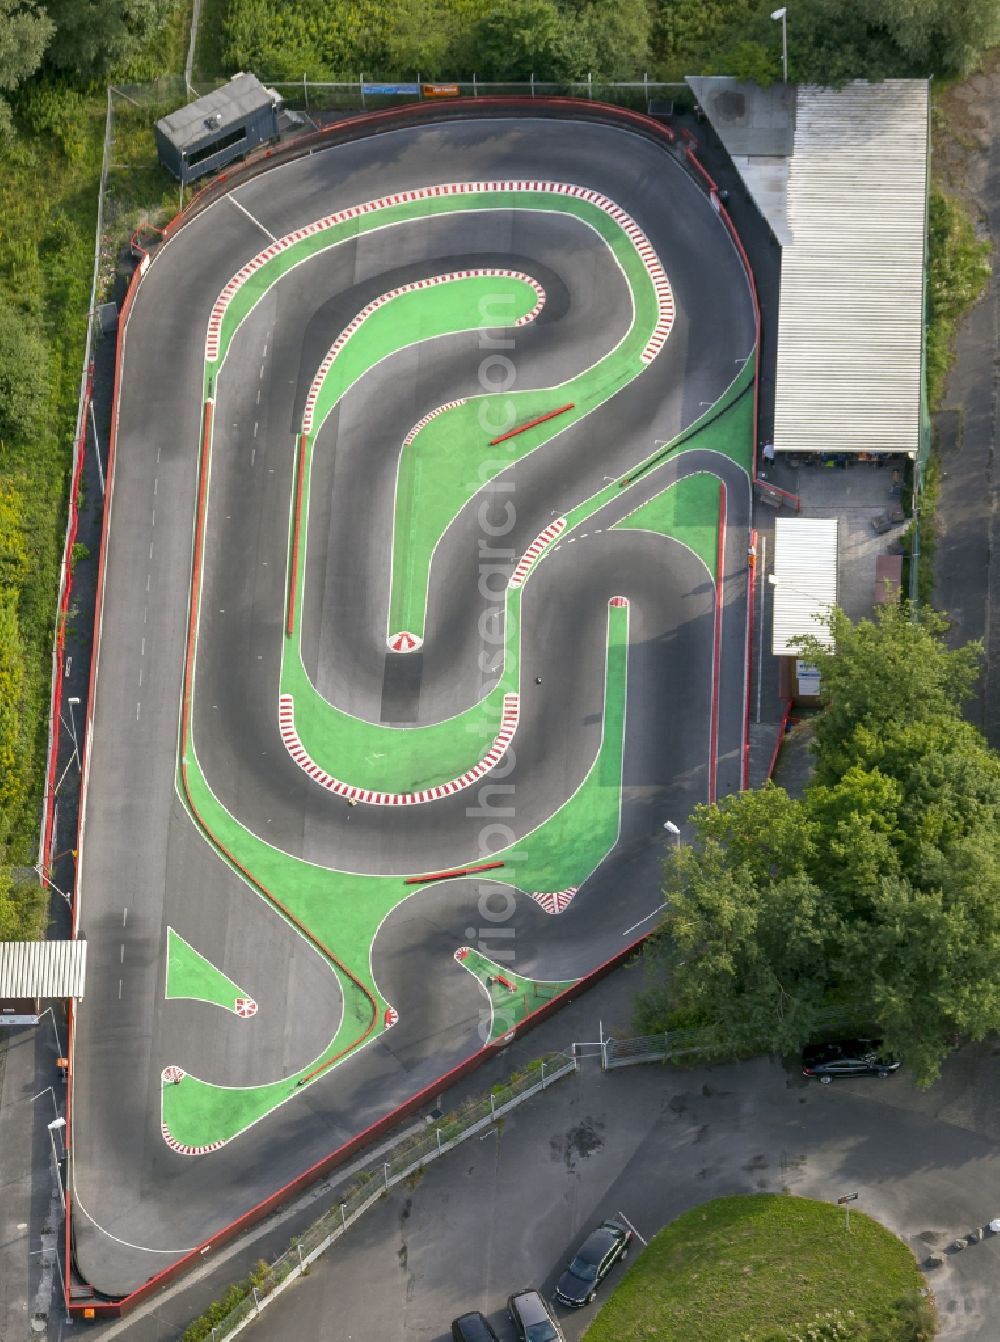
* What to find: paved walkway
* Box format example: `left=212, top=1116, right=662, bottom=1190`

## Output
left=932, top=57, right=1000, bottom=741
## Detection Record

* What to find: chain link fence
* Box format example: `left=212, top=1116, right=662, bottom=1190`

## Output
left=266, top=76, right=689, bottom=118
left=186, top=1051, right=576, bottom=1342
left=601, top=1029, right=716, bottom=1069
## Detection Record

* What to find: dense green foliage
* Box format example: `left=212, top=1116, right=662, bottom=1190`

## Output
left=639, top=604, right=1000, bottom=1087
left=0, top=3, right=185, bottom=939
left=926, top=186, right=991, bottom=411
left=218, top=0, right=1000, bottom=84
left=583, top=1195, right=934, bottom=1342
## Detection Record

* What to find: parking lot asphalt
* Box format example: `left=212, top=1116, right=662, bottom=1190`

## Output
left=234, top=989, right=1000, bottom=1342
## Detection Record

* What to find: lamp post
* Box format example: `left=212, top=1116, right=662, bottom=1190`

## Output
left=663, top=821, right=681, bottom=849
left=34, top=864, right=73, bottom=909
left=66, top=696, right=81, bottom=770
left=771, top=7, right=788, bottom=83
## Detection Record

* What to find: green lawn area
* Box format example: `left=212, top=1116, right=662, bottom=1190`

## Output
left=615, top=471, right=721, bottom=577
left=584, top=1195, right=935, bottom=1342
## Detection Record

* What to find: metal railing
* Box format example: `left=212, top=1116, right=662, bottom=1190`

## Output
left=264, top=76, right=688, bottom=116
left=601, top=1030, right=715, bottom=1070
left=191, top=1052, right=576, bottom=1342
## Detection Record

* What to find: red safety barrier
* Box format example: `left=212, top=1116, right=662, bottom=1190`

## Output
left=709, top=479, right=727, bottom=804
left=489, top=402, right=574, bottom=446
left=405, top=861, right=504, bottom=885
left=767, top=699, right=794, bottom=779
left=744, top=527, right=758, bottom=790
left=287, top=433, right=308, bottom=637
left=65, top=95, right=696, bottom=1318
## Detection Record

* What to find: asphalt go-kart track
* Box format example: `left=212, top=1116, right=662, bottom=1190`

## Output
left=70, top=106, right=756, bottom=1300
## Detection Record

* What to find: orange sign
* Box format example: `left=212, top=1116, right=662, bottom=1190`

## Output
left=422, top=83, right=460, bottom=97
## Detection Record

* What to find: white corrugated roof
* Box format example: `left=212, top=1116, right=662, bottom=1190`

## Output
left=772, top=518, right=838, bottom=655
left=0, top=941, right=87, bottom=999
left=773, top=80, right=929, bottom=455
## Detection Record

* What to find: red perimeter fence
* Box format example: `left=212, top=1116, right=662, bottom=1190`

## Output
left=55, top=96, right=760, bottom=1319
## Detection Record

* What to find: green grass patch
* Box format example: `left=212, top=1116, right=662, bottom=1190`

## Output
left=584, top=1194, right=935, bottom=1342
left=455, top=946, right=576, bottom=1040
left=283, top=586, right=521, bottom=793
left=926, top=186, right=991, bottom=414
left=615, top=471, right=721, bottom=577
left=165, top=926, right=252, bottom=1013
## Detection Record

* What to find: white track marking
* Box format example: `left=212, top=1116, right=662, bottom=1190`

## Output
left=616, top=1211, right=648, bottom=1246
left=227, top=193, right=277, bottom=242
left=621, top=908, right=662, bottom=937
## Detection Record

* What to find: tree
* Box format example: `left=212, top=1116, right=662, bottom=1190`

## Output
left=864, top=0, right=1000, bottom=76
left=0, top=0, right=53, bottom=143
left=638, top=606, right=1000, bottom=1086
left=472, top=0, right=583, bottom=81
left=40, top=0, right=174, bottom=78
left=0, top=299, right=48, bottom=446
left=795, top=603, right=982, bottom=785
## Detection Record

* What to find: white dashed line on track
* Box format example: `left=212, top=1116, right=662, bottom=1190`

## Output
left=251, top=448, right=256, bottom=466
left=254, top=422, right=259, bottom=437
left=227, top=193, right=277, bottom=242
left=136, top=702, right=141, bottom=721
left=621, top=908, right=662, bottom=936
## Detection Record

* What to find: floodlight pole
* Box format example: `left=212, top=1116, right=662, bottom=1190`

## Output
left=771, top=7, right=788, bottom=83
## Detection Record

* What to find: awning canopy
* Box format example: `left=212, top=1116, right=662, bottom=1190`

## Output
left=0, top=940, right=87, bottom=1000
left=773, top=80, right=930, bottom=456
left=772, top=517, right=838, bottom=656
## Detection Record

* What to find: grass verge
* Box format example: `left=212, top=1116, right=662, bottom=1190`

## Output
left=584, top=1194, right=935, bottom=1342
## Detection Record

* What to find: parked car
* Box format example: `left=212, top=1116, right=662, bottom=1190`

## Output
left=508, top=1288, right=565, bottom=1341
left=802, top=1038, right=900, bottom=1084
left=554, top=1219, right=631, bottom=1307
left=451, top=1311, right=500, bottom=1342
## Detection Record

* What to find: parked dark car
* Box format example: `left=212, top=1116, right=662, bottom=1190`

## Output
left=508, top=1289, right=565, bottom=1341
left=451, top=1311, right=500, bottom=1342
left=554, top=1219, right=631, bottom=1307
left=802, top=1038, right=900, bottom=1084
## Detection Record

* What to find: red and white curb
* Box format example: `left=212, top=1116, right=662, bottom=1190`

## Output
left=160, top=1121, right=229, bottom=1157
left=388, top=631, right=422, bottom=653
left=509, top=518, right=566, bottom=588
left=278, top=692, right=519, bottom=804
left=205, top=182, right=674, bottom=366
left=384, top=1005, right=399, bottom=1028
left=161, top=1066, right=185, bottom=1084
left=300, top=271, right=544, bottom=435
left=402, top=398, right=467, bottom=449
left=528, top=888, right=578, bottom=915
left=609, top=594, right=630, bottom=608
left=235, top=997, right=258, bottom=1018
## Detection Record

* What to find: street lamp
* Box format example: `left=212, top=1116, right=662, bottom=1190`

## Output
left=663, top=820, right=681, bottom=849
left=771, top=7, right=788, bottom=83
left=34, top=864, right=73, bottom=909
left=65, top=696, right=81, bottom=771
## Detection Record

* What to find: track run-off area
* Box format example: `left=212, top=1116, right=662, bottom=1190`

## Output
left=70, top=110, right=756, bottom=1298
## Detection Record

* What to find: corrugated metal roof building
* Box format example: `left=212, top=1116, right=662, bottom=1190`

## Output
left=155, top=73, right=280, bottom=185
left=773, top=80, right=930, bottom=457
left=0, top=941, right=87, bottom=1001
left=772, top=517, right=838, bottom=656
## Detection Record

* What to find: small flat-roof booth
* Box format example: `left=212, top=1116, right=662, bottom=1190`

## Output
left=154, top=73, right=280, bottom=186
